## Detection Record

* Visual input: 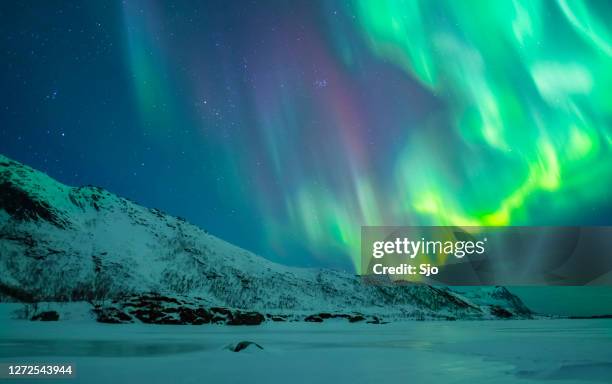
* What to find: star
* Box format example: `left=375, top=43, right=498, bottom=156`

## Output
left=314, top=79, right=328, bottom=88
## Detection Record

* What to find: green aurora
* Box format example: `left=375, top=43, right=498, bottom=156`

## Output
left=305, top=0, right=612, bottom=269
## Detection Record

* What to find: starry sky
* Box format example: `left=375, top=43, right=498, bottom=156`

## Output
left=1, top=1, right=612, bottom=313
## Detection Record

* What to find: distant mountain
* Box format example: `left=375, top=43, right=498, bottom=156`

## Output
left=0, top=154, right=532, bottom=323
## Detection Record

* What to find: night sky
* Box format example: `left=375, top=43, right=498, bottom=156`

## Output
left=1, top=0, right=611, bottom=295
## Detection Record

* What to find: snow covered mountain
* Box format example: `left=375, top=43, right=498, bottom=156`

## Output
left=0, top=154, right=532, bottom=323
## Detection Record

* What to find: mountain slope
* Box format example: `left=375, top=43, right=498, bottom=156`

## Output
left=0, top=154, right=531, bottom=321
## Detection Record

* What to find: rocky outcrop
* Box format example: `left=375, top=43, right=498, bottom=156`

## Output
left=92, top=293, right=266, bottom=325
left=303, top=312, right=375, bottom=323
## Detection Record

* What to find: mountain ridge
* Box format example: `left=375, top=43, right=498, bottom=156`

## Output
left=0, top=153, right=533, bottom=323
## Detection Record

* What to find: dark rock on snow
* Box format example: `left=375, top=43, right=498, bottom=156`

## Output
left=31, top=310, right=59, bottom=321
left=227, top=341, right=263, bottom=352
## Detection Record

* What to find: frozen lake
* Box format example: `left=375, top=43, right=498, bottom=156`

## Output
left=1, top=319, right=611, bottom=383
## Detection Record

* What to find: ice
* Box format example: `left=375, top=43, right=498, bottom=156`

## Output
left=1, top=318, right=610, bottom=383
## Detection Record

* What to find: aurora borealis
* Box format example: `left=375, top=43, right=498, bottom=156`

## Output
left=1, top=0, right=611, bottom=272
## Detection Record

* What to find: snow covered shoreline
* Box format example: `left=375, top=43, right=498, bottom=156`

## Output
left=0, top=296, right=542, bottom=327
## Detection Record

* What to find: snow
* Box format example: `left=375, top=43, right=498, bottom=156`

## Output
left=1, top=315, right=611, bottom=383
